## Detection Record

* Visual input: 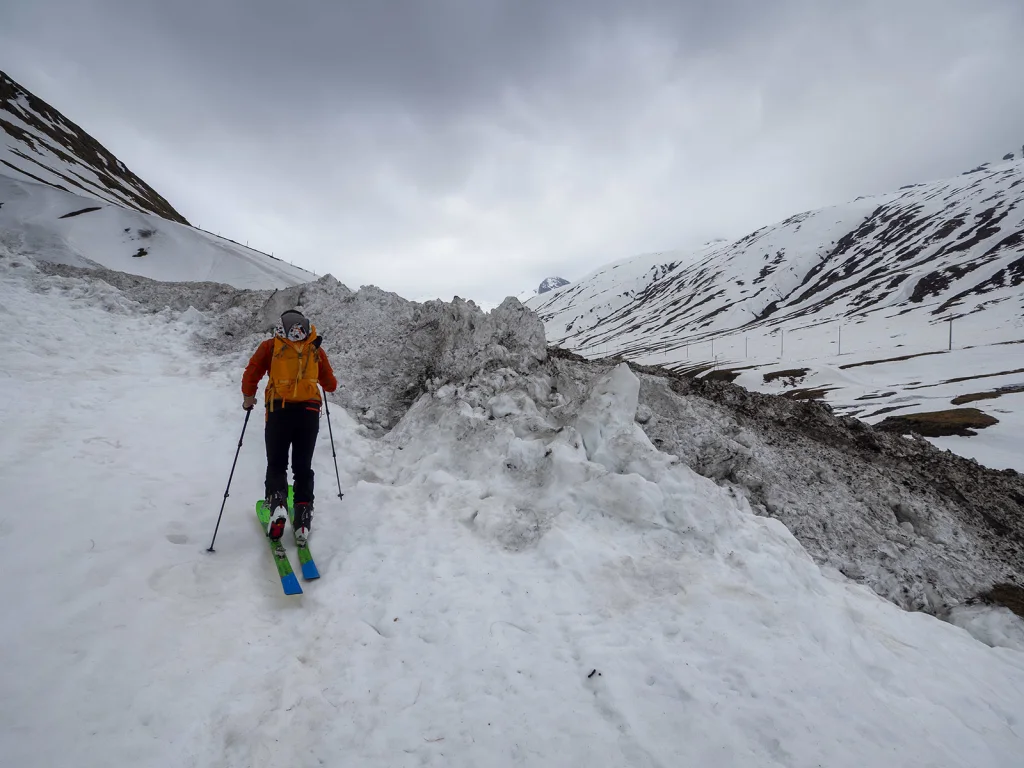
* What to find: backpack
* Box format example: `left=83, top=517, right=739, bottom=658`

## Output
left=266, top=329, right=321, bottom=408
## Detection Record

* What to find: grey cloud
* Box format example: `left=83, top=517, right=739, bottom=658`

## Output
left=3, top=0, right=1024, bottom=302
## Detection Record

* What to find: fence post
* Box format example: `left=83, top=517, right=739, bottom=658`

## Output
left=948, top=318, right=953, bottom=351
left=838, top=323, right=842, bottom=355
left=780, top=329, right=785, bottom=358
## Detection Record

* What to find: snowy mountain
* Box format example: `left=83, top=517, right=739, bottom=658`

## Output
left=0, top=174, right=315, bottom=289
left=527, top=156, right=1024, bottom=471
left=3, top=248, right=1024, bottom=766
left=1, top=70, right=186, bottom=222
left=538, top=276, right=570, bottom=294
left=0, top=72, right=315, bottom=290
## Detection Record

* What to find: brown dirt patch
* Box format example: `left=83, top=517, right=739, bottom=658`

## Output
left=875, top=408, right=999, bottom=437
left=763, top=367, right=810, bottom=384
left=952, top=385, right=1024, bottom=405
left=703, top=369, right=742, bottom=383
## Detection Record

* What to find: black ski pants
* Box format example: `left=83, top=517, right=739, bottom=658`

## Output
left=265, top=401, right=320, bottom=505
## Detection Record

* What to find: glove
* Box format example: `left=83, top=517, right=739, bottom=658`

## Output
left=242, top=395, right=258, bottom=411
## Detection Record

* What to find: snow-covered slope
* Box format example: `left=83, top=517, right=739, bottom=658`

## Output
left=1, top=70, right=186, bottom=222
left=0, top=71, right=313, bottom=289
left=527, top=157, right=1024, bottom=469
left=0, top=174, right=314, bottom=289
left=3, top=249, right=1024, bottom=766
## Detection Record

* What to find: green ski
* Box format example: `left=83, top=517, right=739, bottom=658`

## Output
left=255, top=499, right=303, bottom=595
left=286, top=485, right=320, bottom=580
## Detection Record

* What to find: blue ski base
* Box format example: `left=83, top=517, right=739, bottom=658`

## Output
left=281, top=571, right=303, bottom=595
left=300, top=558, right=320, bottom=580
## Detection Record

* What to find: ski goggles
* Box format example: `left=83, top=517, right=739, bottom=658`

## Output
left=273, top=322, right=308, bottom=341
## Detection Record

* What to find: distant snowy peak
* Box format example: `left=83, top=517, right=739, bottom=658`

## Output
left=538, top=276, right=570, bottom=294
left=0, top=70, right=187, bottom=223
left=528, top=155, right=1024, bottom=355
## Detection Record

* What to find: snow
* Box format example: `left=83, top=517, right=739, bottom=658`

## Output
left=527, top=157, right=1024, bottom=471
left=0, top=174, right=315, bottom=289
left=699, top=324, right=1024, bottom=472
left=947, top=605, right=1024, bottom=653
left=2, top=252, right=1024, bottom=767
left=1, top=104, right=138, bottom=210
left=1, top=72, right=183, bottom=221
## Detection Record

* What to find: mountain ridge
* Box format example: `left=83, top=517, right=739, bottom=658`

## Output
left=527, top=156, right=1023, bottom=353
left=0, top=70, right=188, bottom=223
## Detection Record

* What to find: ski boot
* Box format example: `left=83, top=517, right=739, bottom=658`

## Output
left=266, top=489, right=288, bottom=541
left=293, top=502, right=314, bottom=546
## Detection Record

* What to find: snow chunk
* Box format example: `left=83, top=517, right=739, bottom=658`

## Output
left=575, top=363, right=674, bottom=478
left=179, top=306, right=206, bottom=325
left=946, top=605, right=1024, bottom=652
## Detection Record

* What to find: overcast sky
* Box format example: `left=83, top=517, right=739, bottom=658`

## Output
left=4, top=0, right=1024, bottom=303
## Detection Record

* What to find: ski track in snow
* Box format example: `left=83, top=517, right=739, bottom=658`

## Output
left=2, top=257, right=1024, bottom=767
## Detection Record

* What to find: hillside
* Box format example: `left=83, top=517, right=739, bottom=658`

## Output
left=1, top=70, right=187, bottom=222
left=527, top=157, right=1024, bottom=470
left=0, top=174, right=314, bottom=289
left=0, top=71, right=314, bottom=290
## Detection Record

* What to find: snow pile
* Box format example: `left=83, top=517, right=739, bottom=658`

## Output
left=36, top=257, right=547, bottom=432
left=2, top=254, right=1024, bottom=766
left=30, top=251, right=1024, bottom=615
left=633, top=365, right=1024, bottom=615
left=227, top=281, right=547, bottom=430
left=0, top=174, right=314, bottom=289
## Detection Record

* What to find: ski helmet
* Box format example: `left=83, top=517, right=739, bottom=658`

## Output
left=280, top=309, right=310, bottom=341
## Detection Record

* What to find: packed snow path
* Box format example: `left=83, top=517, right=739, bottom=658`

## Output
left=2, top=259, right=1024, bottom=768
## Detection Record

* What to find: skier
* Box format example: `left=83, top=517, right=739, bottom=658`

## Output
left=241, top=309, right=338, bottom=544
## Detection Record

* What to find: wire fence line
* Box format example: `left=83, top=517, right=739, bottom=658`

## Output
left=578, top=311, right=1020, bottom=369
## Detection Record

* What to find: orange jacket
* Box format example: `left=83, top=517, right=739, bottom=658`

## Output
left=242, top=338, right=338, bottom=403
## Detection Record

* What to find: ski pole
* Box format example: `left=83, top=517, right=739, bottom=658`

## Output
left=321, top=387, right=344, bottom=501
left=207, top=408, right=251, bottom=552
